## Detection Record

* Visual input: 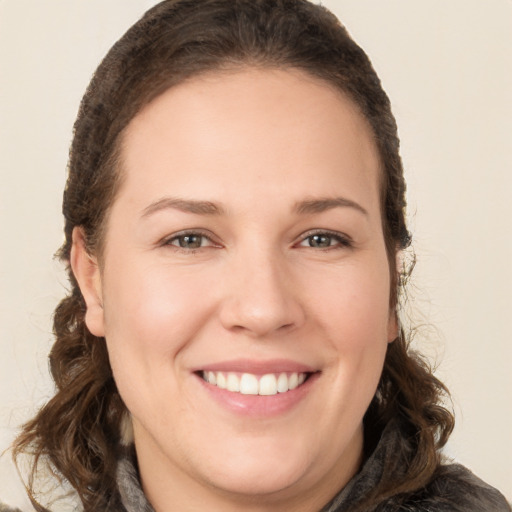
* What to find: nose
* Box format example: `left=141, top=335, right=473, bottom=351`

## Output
left=218, top=248, right=305, bottom=338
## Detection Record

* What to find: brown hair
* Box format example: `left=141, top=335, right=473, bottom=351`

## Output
left=14, top=0, right=453, bottom=510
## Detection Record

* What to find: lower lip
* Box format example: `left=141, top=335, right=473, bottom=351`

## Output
left=195, top=373, right=319, bottom=417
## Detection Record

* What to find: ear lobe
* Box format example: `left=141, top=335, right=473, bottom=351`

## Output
left=70, top=227, right=105, bottom=337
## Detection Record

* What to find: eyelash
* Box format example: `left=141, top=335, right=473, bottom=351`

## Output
left=161, top=229, right=352, bottom=253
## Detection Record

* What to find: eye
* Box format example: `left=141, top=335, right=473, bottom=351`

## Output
left=298, top=230, right=352, bottom=249
left=164, top=231, right=217, bottom=250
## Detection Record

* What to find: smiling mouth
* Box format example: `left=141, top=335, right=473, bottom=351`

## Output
left=199, top=371, right=312, bottom=396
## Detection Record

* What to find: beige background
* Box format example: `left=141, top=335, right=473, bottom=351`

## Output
left=1, top=0, right=510, bottom=508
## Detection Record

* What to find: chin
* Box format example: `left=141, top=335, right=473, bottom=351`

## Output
left=212, top=456, right=308, bottom=496
left=198, top=463, right=311, bottom=505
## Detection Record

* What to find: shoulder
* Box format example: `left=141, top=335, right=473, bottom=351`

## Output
left=397, top=463, right=511, bottom=512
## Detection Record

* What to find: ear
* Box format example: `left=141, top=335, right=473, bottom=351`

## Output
left=387, top=250, right=402, bottom=343
left=70, top=227, right=105, bottom=337
left=387, top=310, right=399, bottom=343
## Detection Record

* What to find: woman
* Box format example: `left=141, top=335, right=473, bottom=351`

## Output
left=6, top=0, right=511, bottom=511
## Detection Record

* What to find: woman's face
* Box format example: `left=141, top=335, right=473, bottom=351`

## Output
left=75, top=69, right=396, bottom=508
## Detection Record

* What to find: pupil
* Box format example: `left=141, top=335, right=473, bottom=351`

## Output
left=310, top=234, right=330, bottom=247
left=180, top=235, right=201, bottom=248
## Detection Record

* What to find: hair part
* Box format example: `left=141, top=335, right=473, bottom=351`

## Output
left=14, top=1, right=453, bottom=510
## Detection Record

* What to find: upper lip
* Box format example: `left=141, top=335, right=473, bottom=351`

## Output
left=193, top=358, right=318, bottom=375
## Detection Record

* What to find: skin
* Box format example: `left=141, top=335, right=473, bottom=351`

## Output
left=72, top=68, right=397, bottom=512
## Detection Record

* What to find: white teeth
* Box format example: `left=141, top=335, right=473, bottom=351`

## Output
left=202, top=371, right=308, bottom=395
left=240, top=373, right=259, bottom=395
left=259, top=374, right=277, bottom=395
left=277, top=372, right=289, bottom=393
left=226, top=373, right=240, bottom=392
left=216, top=372, right=226, bottom=389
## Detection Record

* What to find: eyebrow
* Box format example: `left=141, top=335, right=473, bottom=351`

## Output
left=141, top=195, right=368, bottom=218
left=141, top=197, right=225, bottom=217
left=294, top=197, right=368, bottom=216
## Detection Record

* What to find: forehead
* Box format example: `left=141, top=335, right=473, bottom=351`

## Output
left=117, top=68, right=381, bottom=216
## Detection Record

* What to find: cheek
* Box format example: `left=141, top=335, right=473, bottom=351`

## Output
left=302, top=258, right=391, bottom=403
left=103, top=260, right=209, bottom=345
left=303, top=259, right=392, bottom=343
left=100, top=261, right=216, bottom=402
